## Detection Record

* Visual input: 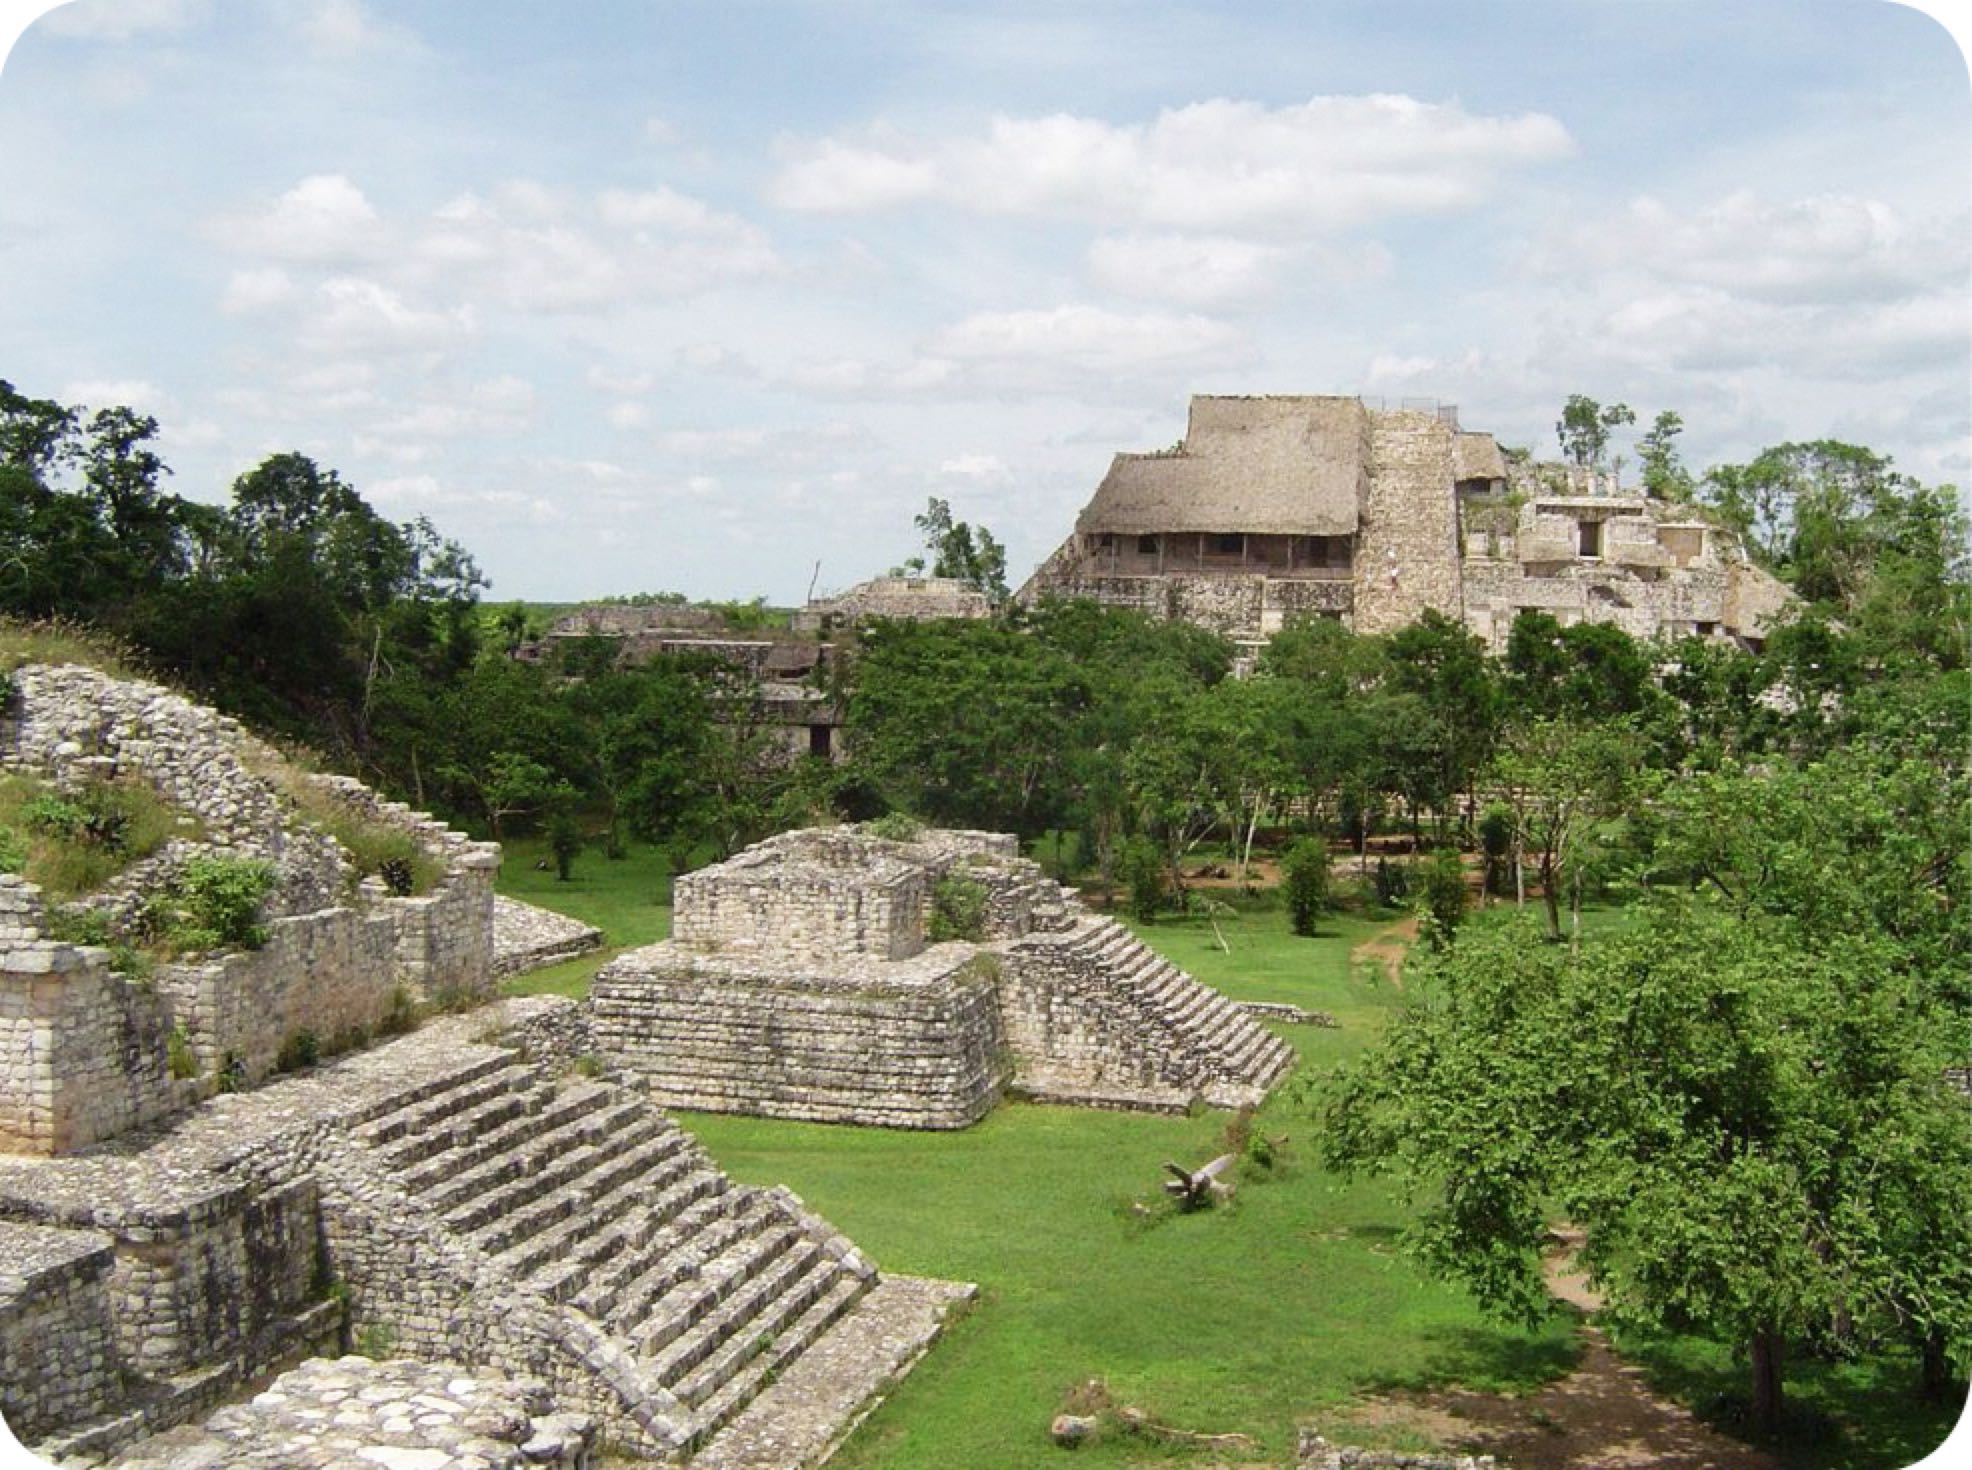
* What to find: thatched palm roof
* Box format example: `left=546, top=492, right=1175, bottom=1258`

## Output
left=1074, top=396, right=1370, bottom=537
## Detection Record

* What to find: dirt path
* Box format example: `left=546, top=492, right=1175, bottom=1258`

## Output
left=1331, top=1233, right=1780, bottom=1470
left=1350, top=916, right=1420, bottom=987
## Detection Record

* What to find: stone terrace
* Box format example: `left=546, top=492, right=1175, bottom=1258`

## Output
left=592, top=825, right=1294, bottom=1127
left=0, top=1001, right=971, bottom=1465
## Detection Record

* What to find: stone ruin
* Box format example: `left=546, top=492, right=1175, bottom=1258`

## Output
left=0, top=664, right=971, bottom=1467
left=590, top=825, right=1297, bottom=1127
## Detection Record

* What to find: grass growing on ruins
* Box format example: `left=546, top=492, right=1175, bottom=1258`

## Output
left=0, top=617, right=150, bottom=680
left=493, top=835, right=675, bottom=998
left=0, top=772, right=194, bottom=901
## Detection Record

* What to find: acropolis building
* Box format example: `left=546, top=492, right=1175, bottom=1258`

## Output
left=1018, top=395, right=1792, bottom=658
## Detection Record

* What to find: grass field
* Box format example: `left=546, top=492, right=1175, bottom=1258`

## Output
left=495, top=844, right=1963, bottom=1468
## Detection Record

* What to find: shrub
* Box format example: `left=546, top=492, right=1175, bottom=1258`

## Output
left=1, top=775, right=188, bottom=901
left=214, top=1050, right=245, bottom=1093
left=547, top=809, right=584, bottom=882
left=927, top=875, right=988, bottom=942
left=375, top=985, right=419, bottom=1038
left=275, top=1028, right=320, bottom=1073
left=0, top=825, right=22, bottom=875
left=167, top=1024, right=198, bottom=1080
left=145, top=855, right=276, bottom=955
left=1418, top=847, right=1468, bottom=950
left=1478, top=802, right=1514, bottom=896
left=865, top=811, right=924, bottom=843
left=1117, top=837, right=1165, bottom=923
left=1281, top=838, right=1330, bottom=937
left=1373, top=856, right=1410, bottom=908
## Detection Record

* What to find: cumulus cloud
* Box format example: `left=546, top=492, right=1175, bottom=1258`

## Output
left=220, top=266, right=296, bottom=314
left=216, top=174, right=385, bottom=264
left=40, top=0, right=206, bottom=41
left=297, top=276, right=476, bottom=354
left=770, top=95, right=1573, bottom=234
left=60, top=378, right=173, bottom=414
left=296, top=0, right=419, bottom=56
left=928, top=304, right=1252, bottom=378
left=1085, top=233, right=1292, bottom=306
left=1530, top=191, right=1967, bottom=304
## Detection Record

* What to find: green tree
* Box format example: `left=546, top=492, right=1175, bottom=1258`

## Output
left=1323, top=901, right=1972, bottom=1431
left=909, top=497, right=1010, bottom=603
left=1636, top=410, right=1693, bottom=501
left=1556, top=395, right=1635, bottom=473
left=1281, top=837, right=1330, bottom=937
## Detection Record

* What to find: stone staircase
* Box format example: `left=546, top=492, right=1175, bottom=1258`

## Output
left=1005, top=911, right=1295, bottom=1111
left=347, top=1054, right=877, bottom=1452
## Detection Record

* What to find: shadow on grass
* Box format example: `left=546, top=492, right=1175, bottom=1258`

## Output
left=1616, top=1331, right=1970, bottom=1470
left=1357, top=1319, right=1582, bottom=1399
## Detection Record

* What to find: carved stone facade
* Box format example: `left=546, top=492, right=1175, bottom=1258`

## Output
left=1020, top=394, right=1793, bottom=655
left=590, top=825, right=1295, bottom=1127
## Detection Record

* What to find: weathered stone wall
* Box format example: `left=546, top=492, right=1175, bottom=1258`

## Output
left=591, top=948, right=1007, bottom=1129
left=673, top=830, right=930, bottom=962
left=0, top=1221, right=122, bottom=1443
left=0, top=667, right=500, bottom=1156
left=1354, top=410, right=1464, bottom=635
left=0, top=916, right=190, bottom=1155
left=3, top=664, right=348, bottom=917
left=1014, top=567, right=1353, bottom=644
left=491, top=894, right=606, bottom=980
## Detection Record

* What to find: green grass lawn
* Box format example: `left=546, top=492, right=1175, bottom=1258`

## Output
left=494, top=836, right=673, bottom=999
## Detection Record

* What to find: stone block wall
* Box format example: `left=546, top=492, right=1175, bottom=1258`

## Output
left=0, top=929, right=189, bottom=1155
left=996, top=944, right=1204, bottom=1100
left=672, top=832, right=930, bottom=963
left=590, top=948, right=1007, bottom=1129
left=0, top=1221, right=122, bottom=1443
left=1355, top=411, right=1464, bottom=635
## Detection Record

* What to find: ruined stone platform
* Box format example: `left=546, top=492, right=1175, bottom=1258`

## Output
left=590, top=825, right=1294, bottom=1129
left=490, top=896, right=604, bottom=979
left=103, top=1356, right=598, bottom=1470
left=0, top=999, right=960, bottom=1466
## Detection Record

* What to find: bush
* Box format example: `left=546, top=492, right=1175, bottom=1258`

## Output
left=0, top=824, right=22, bottom=875
left=275, top=1028, right=320, bottom=1073
left=0, top=775, right=188, bottom=901
left=1373, top=856, right=1410, bottom=907
left=1478, top=803, right=1514, bottom=896
left=928, top=875, right=988, bottom=942
left=865, top=811, right=924, bottom=843
left=547, top=809, right=584, bottom=882
left=145, top=855, right=276, bottom=955
left=1418, top=847, right=1468, bottom=951
left=1281, top=838, right=1330, bottom=937
left=1117, top=837, right=1165, bottom=923
left=167, top=1024, right=198, bottom=1080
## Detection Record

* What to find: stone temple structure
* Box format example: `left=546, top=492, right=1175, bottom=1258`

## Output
left=590, top=825, right=1296, bottom=1127
left=0, top=663, right=969, bottom=1468
left=1020, top=393, right=1793, bottom=660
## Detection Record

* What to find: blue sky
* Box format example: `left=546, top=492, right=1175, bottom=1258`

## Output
left=0, top=0, right=1966, bottom=601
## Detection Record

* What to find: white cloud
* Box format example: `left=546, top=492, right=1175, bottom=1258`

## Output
left=938, top=453, right=1009, bottom=482
left=929, top=304, right=1251, bottom=378
left=217, top=174, right=384, bottom=264
left=298, top=276, right=476, bottom=354
left=60, top=378, right=173, bottom=414
left=606, top=401, right=648, bottom=429
left=220, top=266, right=296, bottom=314
left=771, top=95, right=1573, bottom=235
left=1531, top=192, right=1967, bottom=304
left=1086, top=233, right=1291, bottom=306
left=297, top=0, right=416, bottom=56
left=41, top=0, right=205, bottom=41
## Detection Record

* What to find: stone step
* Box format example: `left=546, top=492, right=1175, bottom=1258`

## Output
left=459, top=1110, right=669, bottom=1253
left=670, top=1250, right=846, bottom=1409
left=378, top=1085, right=538, bottom=1173
left=356, top=1061, right=537, bottom=1147
left=343, top=1050, right=519, bottom=1133
left=688, top=1274, right=871, bottom=1445
left=633, top=1221, right=801, bottom=1360
left=500, top=1132, right=700, bottom=1287
left=648, top=1236, right=829, bottom=1393
left=400, top=1085, right=607, bottom=1208
left=585, top=1190, right=764, bottom=1330
left=575, top=1183, right=745, bottom=1318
